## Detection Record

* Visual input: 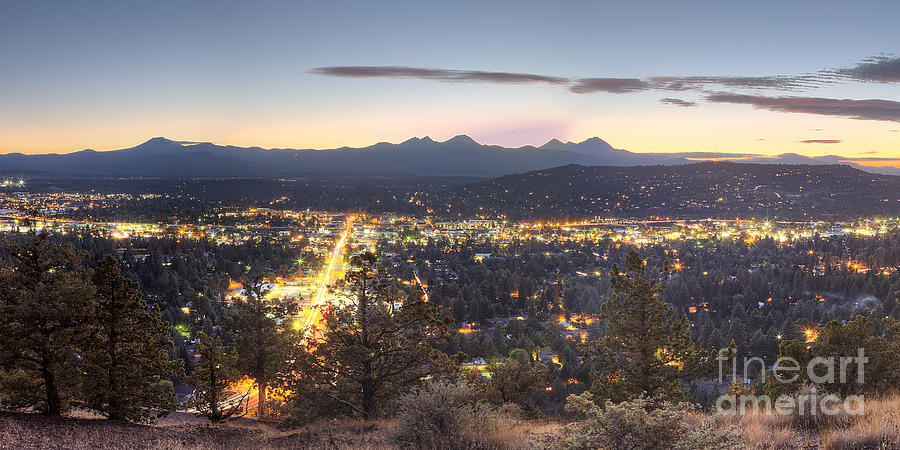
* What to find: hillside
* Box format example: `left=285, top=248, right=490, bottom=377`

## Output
left=432, top=162, right=900, bottom=219
left=10, top=162, right=900, bottom=220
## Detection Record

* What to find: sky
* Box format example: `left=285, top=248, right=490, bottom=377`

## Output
left=1, top=0, right=899, bottom=164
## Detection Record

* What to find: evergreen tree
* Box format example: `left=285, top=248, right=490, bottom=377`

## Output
left=187, top=332, right=243, bottom=422
left=483, top=358, right=548, bottom=411
left=590, top=251, right=703, bottom=403
left=226, top=271, right=294, bottom=418
left=292, top=252, right=454, bottom=420
left=760, top=316, right=900, bottom=398
left=0, top=232, right=94, bottom=415
left=81, top=255, right=181, bottom=422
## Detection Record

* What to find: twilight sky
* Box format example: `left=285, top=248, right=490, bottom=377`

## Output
left=1, top=0, right=899, bottom=164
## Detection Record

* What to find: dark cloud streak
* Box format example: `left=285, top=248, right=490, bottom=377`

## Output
left=706, top=93, right=900, bottom=122
left=659, top=98, right=697, bottom=107
left=798, top=139, right=842, bottom=144
left=833, top=55, right=900, bottom=83
left=569, top=78, right=648, bottom=93
left=313, top=60, right=900, bottom=124
left=310, top=66, right=568, bottom=85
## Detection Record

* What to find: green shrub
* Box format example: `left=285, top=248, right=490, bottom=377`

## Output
left=561, top=393, right=739, bottom=450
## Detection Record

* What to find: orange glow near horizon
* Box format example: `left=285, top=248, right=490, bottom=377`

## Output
left=842, top=159, right=900, bottom=169
left=2, top=109, right=898, bottom=159
left=685, top=156, right=768, bottom=162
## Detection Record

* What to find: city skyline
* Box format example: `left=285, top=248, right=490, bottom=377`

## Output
left=1, top=0, right=898, bottom=166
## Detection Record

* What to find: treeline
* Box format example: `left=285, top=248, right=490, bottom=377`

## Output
left=28, top=177, right=456, bottom=223
left=58, top=233, right=311, bottom=372
left=389, top=232, right=900, bottom=366
left=0, top=233, right=564, bottom=430
left=0, top=232, right=179, bottom=421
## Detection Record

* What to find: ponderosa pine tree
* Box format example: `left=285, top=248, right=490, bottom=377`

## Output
left=758, top=316, right=900, bottom=399
left=291, top=252, right=453, bottom=420
left=590, top=250, right=703, bottom=403
left=226, top=271, right=295, bottom=418
left=0, top=231, right=94, bottom=415
left=81, top=255, right=181, bottom=422
left=187, top=331, right=243, bottom=422
left=483, top=358, right=548, bottom=411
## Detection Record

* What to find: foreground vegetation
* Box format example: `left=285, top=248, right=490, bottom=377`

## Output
left=0, top=411, right=560, bottom=450
left=4, top=394, right=900, bottom=450
left=4, top=227, right=900, bottom=448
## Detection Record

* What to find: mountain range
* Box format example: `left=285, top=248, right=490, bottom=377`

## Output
left=0, top=136, right=895, bottom=178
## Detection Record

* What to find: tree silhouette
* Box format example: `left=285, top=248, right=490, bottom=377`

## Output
left=187, top=331, right=244, bottom=422
left=226, top=271, right=294, bottom=418
left=590, top=251, right=702, bottom=402
left=292, top=252, right=454, bottom=420
left=0, top=232, right=94, bottom=415
left=81, top=255, right=181, bottom=422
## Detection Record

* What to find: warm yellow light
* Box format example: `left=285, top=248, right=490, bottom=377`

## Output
left=803, top=327, right=819, bottom=343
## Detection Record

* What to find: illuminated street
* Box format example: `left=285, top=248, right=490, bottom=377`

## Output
left=300, top=216, right=355, bottom=340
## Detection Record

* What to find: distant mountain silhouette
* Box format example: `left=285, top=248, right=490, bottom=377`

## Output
left=0, top=136, right=894, bottom=178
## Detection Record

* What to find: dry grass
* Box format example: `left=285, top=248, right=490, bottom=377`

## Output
left=269, top=419, right=396, bottom=449
left=484, top=418, right=560, bottom=449
left=821, top=394, right=900, bottom=449
left=0, top=412, right=560, bottom=450
left=716, top=412, right=801, bottom=449
left=712, top=394, right=900, bottom=449
left=0, top=413, right=267, bottom=449
left=0, top=412, right=393, bottom=449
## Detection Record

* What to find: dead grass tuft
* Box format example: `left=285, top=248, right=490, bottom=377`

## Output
left=821, top=394, right=900, bottom=450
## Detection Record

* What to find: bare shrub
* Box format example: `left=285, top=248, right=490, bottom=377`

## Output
left=392, top=380, right=525, bottom=450
left=784, top=385, right=855, bottom=431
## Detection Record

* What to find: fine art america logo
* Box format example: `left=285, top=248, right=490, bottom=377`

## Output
left=714, top=348, right=867, bottom=416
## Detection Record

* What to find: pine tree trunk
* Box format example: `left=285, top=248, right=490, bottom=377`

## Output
left=41, top=357, right=61, bottom=416
left=210, top=363, right=221, bottom=420
left=107, top=337, right=122, bottom=421
left=257, top=380, right=267, bottom=418
left=362, top=381, right=376, bottom=420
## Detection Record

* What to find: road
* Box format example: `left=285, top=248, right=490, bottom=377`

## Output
left=300, top=216, right=354, bottom=340
left=412, top=267, right=429, bottom=302
left=200, top=216, right=355, bottom=418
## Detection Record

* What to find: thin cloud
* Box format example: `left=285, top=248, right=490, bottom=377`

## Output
left=799, top=139, right=842, bottom=144
left=569, top=78, right=649, bottom=94
left=310, top=66, right=568, bottom=85
left=705, top=93, right=900, bottom=122
left=312, top=58, right=900, bottom=125
left=570, top=74, right=827, bottom=94
left=659, top=98, right=697, bottom=107
left=649, top=74, right=827, bottom=91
